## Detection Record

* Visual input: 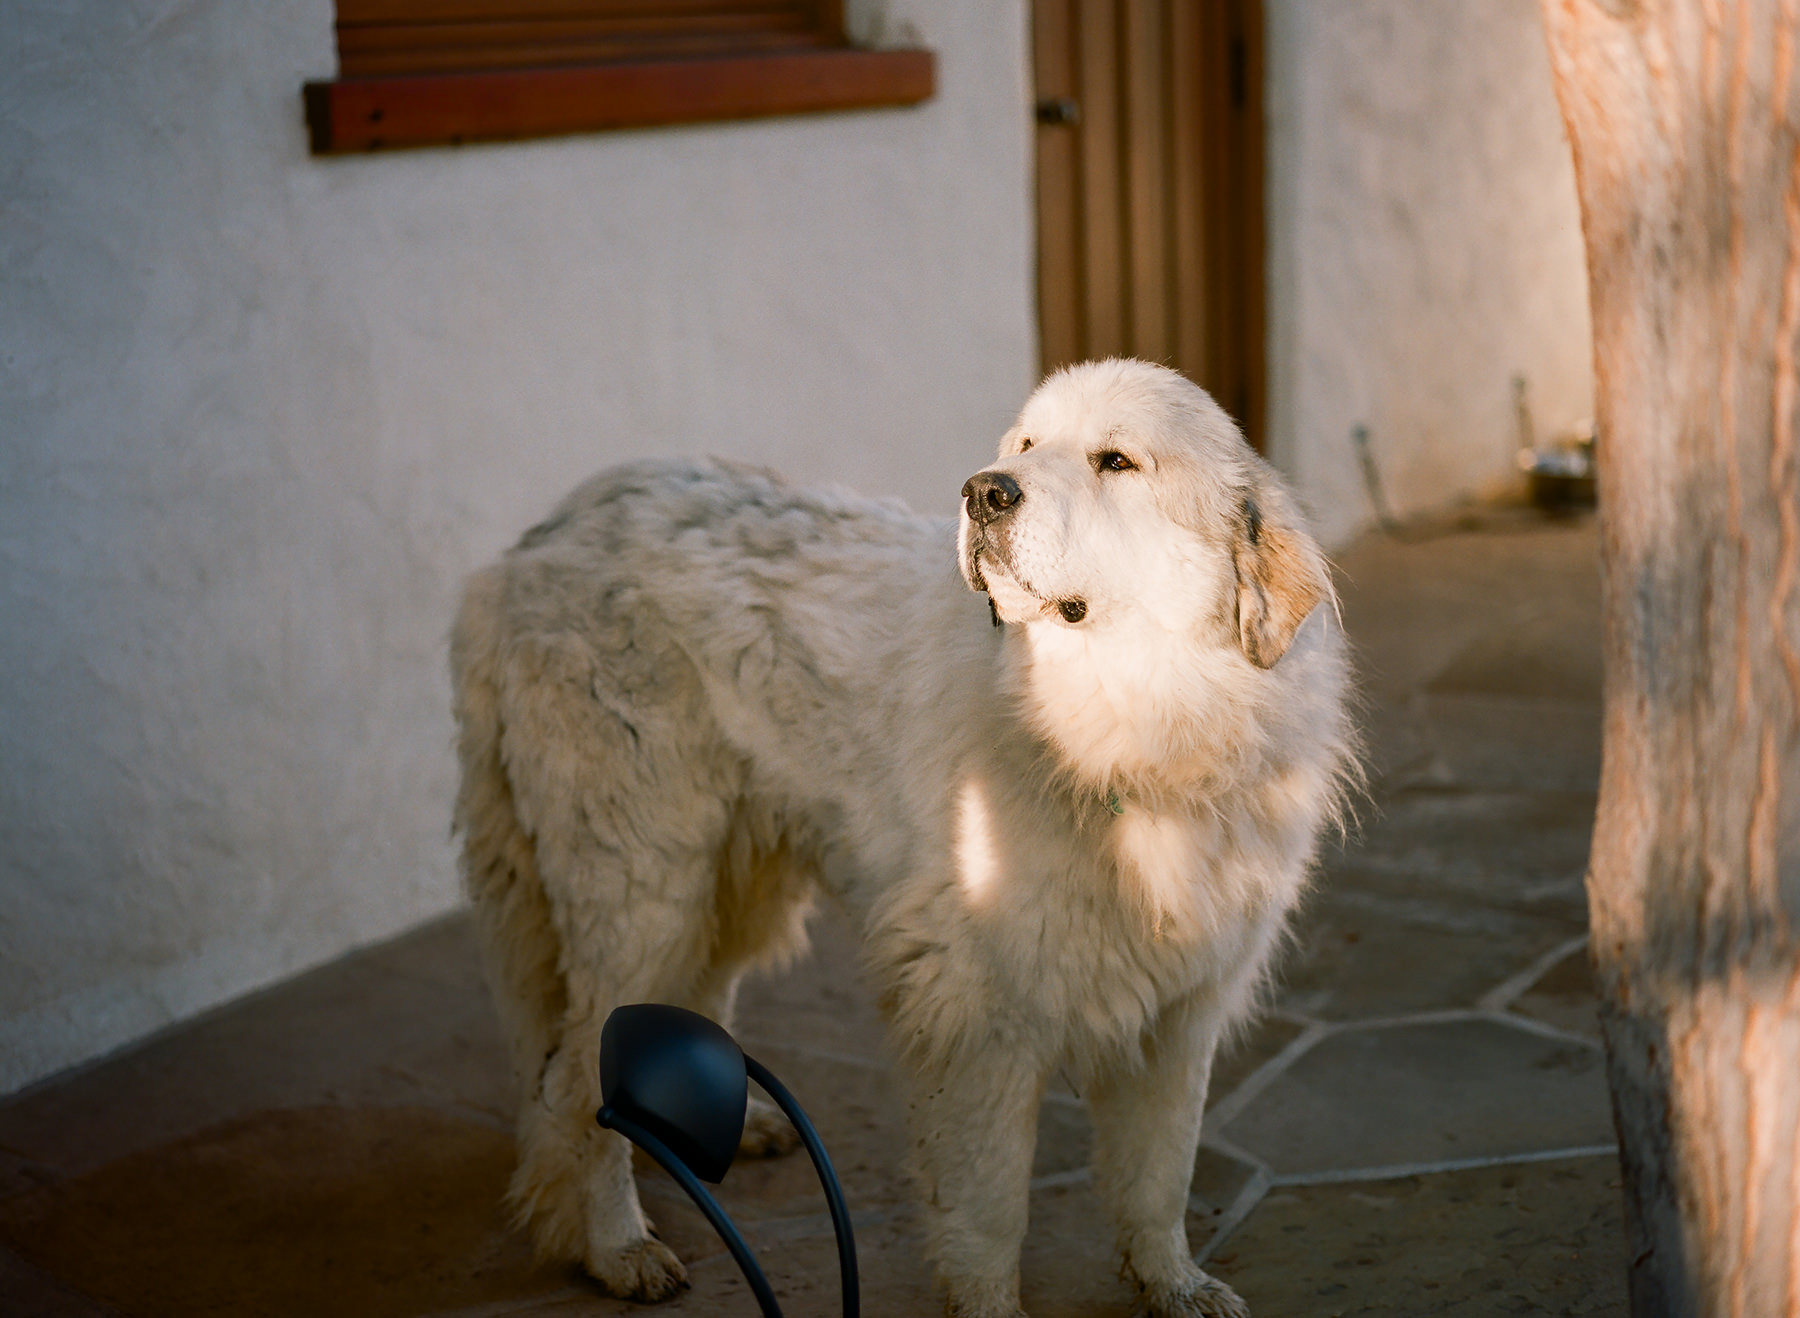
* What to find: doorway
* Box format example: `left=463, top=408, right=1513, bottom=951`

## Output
left=1031, top=0, right=1265, bottom=448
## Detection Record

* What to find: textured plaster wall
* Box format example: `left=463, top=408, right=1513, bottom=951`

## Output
left=0, top=0, right=1035, bottom=1094
left=1263, top=0, right=1594, bottom=547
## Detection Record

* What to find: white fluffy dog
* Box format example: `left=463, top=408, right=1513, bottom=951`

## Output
left=450, top=359, right=1354, bottom=1317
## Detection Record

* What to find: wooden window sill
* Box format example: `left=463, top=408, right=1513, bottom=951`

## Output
left=303, top=46, right=935, bottom=154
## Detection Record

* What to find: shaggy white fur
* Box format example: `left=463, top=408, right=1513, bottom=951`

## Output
left=450, top=360, right=1356, bottom=1318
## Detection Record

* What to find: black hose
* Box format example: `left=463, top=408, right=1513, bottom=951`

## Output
left=744, top=1054, right=860, bottom=1318
left=596, top=1106, right=783, bottom=1317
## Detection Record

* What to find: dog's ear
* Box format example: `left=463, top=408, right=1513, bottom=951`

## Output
left=1232, top=485, right=1332, bottom=669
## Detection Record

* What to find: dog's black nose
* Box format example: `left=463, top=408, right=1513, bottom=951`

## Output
left=962, top=471, right=1023, bottom=526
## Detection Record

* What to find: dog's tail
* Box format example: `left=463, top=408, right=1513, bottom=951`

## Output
left=450, top=566, right=567, bottom=1094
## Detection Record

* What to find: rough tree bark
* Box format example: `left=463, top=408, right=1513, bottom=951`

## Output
left=1539, top=1, right=1800, bottom=1313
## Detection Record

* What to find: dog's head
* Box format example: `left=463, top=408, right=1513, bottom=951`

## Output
left=958, top=359, right=1332, bottom=672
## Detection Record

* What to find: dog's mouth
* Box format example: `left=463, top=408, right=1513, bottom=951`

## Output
left=967, top=550, right=1087, bottom=628
left=962, top=548, right=988, bottom=593
left=960, top=524, right=1090, bottom=627
left=958, top=524, right=998, bottom=594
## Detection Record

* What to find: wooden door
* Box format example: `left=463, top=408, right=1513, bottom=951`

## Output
left=1032, top=0, right=1265, bottom=448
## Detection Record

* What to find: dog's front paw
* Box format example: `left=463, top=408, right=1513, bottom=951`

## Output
left=586, top=1237, right=689, bottom=1302
left=1136, top=1269, right=1249, bottom=1318
left=738, top=1095, right=801, bottom=1158
left=945, top=1299, right=1028, bottom=1318
left=942, top=1275, right=1027, bottom=1318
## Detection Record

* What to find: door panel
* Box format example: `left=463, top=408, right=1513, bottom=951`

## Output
left=1033, top=0, right=1084, bottom=371
left=1032, top=0, right=1265, bottom=449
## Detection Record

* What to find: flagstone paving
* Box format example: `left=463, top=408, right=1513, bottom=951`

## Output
left=0, top=507, right=1626, bottom=1316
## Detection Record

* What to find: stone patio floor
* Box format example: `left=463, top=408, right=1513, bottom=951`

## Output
left=0, top=507, right=1627, bottom=1317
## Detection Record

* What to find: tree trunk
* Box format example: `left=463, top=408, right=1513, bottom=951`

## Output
left=1539, top=1, right=1800, bottom=1312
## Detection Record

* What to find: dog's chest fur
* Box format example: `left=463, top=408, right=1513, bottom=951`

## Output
left=887, top=740, right=1303, bottom=1057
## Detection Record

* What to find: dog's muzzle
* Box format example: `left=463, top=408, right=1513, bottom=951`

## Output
left=961, top=471, right=1023, bottom=527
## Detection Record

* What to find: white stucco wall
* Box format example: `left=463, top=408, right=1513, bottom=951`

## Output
left=1263, top=0, right=1594, bottom=546
left=0, top=0, right=1035, bottom=1094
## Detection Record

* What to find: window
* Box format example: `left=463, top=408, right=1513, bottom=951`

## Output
left=303, top=1, right=934, bottom=154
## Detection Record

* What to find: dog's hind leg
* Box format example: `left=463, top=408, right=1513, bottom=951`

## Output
left=684, top=803, right=818, bottom=1159
left=680, top=965, right=804, bottom=1160
left=452, top=568, right=567, bottom=1106
left=483, top=628, right=743, bottom=1301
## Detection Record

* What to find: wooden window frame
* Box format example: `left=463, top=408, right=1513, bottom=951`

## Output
left=303, top=2, right=935, bottom=155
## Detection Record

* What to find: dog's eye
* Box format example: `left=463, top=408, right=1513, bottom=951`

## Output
left=1018, top=437, right=1033, bottom=453
left=1094, top=450, right=1137, bottom=473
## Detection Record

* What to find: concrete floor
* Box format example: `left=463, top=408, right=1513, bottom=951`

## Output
left=0, top=508, right=1626, bottom=1317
